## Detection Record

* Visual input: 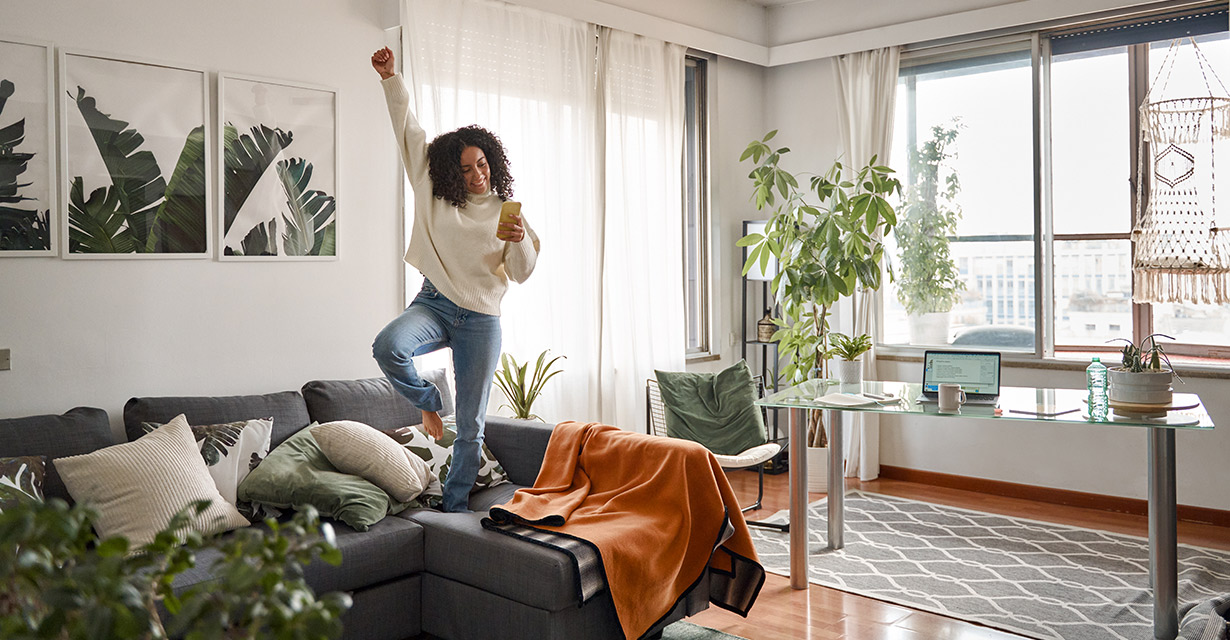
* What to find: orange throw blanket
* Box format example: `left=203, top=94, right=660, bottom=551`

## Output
left=486, top=421, right=765, bottom=639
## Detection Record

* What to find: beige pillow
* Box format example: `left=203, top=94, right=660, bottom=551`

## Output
left=56, top=414, right=249, bottom=548
left=312, top=420, right=432, bottom=503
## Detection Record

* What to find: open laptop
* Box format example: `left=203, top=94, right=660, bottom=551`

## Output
left=916, top=350, right=1002, bottom=406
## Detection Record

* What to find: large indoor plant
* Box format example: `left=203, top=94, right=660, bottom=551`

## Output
left=0, top=499, right=350, bottom=639
left=893, top=123, right=965, bottom=345
left=737, top=131, right=901, bottom=489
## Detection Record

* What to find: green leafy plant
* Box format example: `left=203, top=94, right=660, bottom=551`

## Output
left=893, top=122, right=966, bottom=315
left=0, top=499, right=350, bottom=640
left=0, top=78, right=51, bottom=251
left=492, top=350, right=565, bottom=421
left=1109, top=333, right=1176, bottom=373
left=737, top=131, right=901, bottom=448
left=829, top=333, right=872, bottom=361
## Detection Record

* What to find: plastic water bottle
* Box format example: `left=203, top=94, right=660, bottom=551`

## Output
left=1086, top=357, right=1108, bottom=421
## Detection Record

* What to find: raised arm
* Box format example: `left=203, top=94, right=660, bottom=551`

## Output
left=372, top=47, right=430, bottom=188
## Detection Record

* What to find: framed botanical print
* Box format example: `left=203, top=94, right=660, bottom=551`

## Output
left=0, top=37, right=55, bottom=256
left=59, top=49, right=210, bottom=258
left=218, top=73, right=337, bottom=260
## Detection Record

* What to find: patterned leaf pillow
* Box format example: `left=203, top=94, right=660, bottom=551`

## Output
left=383, top=416, right=509, bottom=510
left=0, top=456, right=46, bottom=511
left=143, top=417, right=273, bottom=508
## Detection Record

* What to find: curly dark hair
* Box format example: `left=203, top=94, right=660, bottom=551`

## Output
left=426, top=125, right=514, bottom=208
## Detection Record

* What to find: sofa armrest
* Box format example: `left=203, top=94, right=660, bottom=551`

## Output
left=483, top=417, right=553, bottom=487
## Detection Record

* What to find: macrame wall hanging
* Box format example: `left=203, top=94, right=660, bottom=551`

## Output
left=1133, top=38, right=1230, bottom=304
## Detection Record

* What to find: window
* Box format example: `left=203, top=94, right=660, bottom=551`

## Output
left=882, top=4, right=1230, bottom=365
left=684, top=55, right=712, bottom=357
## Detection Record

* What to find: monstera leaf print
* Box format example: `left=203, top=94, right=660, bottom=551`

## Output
left=0, top=456, right=45, bottom=509
left=0, top=78, right=51, bottom=251
left=195, top=421, right=245, bottom=467
left=277, top=157, right=336, bottom=257
left=67, top=87, right=206, bottom=254
left=222, top=123, right=292, bottom=238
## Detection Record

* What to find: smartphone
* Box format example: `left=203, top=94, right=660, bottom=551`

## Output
left=499, top=201, right=521, bottom=227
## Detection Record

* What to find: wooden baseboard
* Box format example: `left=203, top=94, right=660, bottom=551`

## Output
left=878, top=465, right=1230, bottom=528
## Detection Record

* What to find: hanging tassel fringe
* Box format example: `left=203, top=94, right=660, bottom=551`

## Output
left=1142, top=97, right=1230, bottom=145
left=1133, top=267, right=1230, bottom=305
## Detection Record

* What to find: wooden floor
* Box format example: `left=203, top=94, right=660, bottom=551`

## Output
left=690, top=469, right=1230, bottom=640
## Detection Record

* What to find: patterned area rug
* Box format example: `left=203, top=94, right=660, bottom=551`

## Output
left=663, top=621, right=747, bottom=639
left=750, top=491, right=1230, bottom=640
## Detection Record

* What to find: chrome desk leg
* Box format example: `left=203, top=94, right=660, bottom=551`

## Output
left=1148, top=428, right=1178, bottom=640
left=789, top=407, right=808, bottom=589
left=827, top=409, right=844, bottom=550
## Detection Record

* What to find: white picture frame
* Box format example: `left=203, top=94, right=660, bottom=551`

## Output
left=0, top=36, right=56, bottom=257
left=217, top=73, right=338, bottom=261
left=58, top=49, right=211, bottom=259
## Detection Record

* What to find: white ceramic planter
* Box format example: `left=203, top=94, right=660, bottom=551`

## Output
left=908, top=311, right=951, bottom=345
left=1108, top=368, right=1173, bottom=405
left=834, top=359, right=862, bottom=385
left=807, top=446, right=828, bottom=493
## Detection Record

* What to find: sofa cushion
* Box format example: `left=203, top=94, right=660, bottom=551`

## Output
left=398, top=505, right=583, bottom=611
left=237, top=428, right=405, bottom=532
left=142, top=417, right=273, bottom=508
left=124, top=391, right=311, bottom=448
left=384, top=419, right=510, bottom=509
left=171, top=515, right=425, bottom=596
left=0, top=456, right=46, bottom=511
left=312, top=420, right=432, bottom=503
left=301, top=370, right=454, bottom=430
left=0, top=407, right=114, bottom=503
left=56, top=414, right=250, bottom=548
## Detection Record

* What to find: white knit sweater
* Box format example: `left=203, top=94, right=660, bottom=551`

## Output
left=381, top=74, right=540, bottom=316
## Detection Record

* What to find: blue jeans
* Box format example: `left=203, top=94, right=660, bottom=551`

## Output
left=372, top=279, right=502, bottom=512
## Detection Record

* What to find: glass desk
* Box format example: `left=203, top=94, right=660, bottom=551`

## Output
left=757, top=379, right=1214, bottom=640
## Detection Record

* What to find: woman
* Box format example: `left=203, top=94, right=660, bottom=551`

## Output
left=370, top=46, right=540, bottom=513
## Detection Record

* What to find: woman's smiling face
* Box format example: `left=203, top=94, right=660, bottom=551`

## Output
left=460, top=145, right=490, bottom=194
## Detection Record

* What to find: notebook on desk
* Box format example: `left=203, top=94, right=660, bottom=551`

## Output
left=916, top=350, right=1002, bottom=406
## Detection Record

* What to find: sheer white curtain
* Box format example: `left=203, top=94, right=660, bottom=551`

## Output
left=400, top=1, right=686, bottom=430
left=834, top=46, right=900, bottom=481
left=598, top=28, right=687, bottom=430
left=401, top=0, right=601, bottom=423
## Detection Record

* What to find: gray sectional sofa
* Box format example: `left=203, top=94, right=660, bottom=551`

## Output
left=0, top=372, right=711, bottom=640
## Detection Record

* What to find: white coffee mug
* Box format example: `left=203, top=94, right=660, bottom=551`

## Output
left=938, top=383, right=967, bottom=412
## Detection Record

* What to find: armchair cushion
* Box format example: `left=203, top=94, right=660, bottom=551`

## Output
left=653, top=359, right=766, bottom=456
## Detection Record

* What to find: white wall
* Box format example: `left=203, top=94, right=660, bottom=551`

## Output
left=0, top=0, right=404, bottom=440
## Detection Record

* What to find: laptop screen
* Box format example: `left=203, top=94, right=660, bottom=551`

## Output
left=922, top=351, right=1001, bottom=396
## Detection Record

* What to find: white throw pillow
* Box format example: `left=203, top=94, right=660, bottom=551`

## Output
left=312, top=420, right=432, bottom=503
left=143, top=417, right=273, bottom=507
left=57, top=414, right=249, bottom=548
left=382, top=416, right=510, bottom=509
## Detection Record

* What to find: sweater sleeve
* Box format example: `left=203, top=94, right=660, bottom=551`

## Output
left=504, top=215, right=541, bottom=283
left=381, top=74, right=430, bottom=189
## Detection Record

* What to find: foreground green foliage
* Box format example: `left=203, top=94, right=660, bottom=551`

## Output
left=0, top=499, right=350, bottom=640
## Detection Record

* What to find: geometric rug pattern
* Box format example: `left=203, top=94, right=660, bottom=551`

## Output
left=749, top=491, right=1230, bottom=640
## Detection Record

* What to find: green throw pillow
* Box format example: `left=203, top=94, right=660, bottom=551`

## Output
left=236, top=428, right=406, bottom=531
left=654, top=359, right=767, bottom=456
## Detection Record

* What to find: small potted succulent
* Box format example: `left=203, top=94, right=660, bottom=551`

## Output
left=1106, top=333, right=1178, bottom=405
left=828, top=333, right=872, bottom=385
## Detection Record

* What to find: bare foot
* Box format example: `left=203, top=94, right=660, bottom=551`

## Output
left=422, top=410, right=444, bottom=440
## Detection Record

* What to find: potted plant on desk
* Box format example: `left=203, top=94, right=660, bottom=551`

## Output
left=1107, top=333, right=1178, bottom=406
left=737, top=131, right=901, bottom=494
left=829, top=333, right=872, bottom=385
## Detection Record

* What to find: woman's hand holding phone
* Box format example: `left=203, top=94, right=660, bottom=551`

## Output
left=497, top=201, right=524, bottom=242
